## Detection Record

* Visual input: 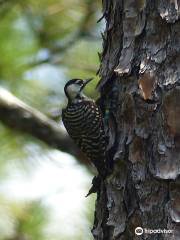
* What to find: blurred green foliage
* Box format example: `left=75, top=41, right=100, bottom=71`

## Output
left=0, top=199, right=48, bottom=240
left=0, top=0, right=102, bottom=239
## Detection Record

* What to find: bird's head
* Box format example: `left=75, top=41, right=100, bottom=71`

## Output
left=64, top=78, right=93, bottom=102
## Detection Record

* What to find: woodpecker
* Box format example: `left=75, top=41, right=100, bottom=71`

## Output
left=62, top=78, right=107, bottom=178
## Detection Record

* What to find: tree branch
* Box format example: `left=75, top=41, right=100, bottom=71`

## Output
left=0, top=87, right=88, bottom=164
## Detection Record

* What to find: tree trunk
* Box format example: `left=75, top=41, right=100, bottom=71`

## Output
left=92, top=0, right=180, bottom=239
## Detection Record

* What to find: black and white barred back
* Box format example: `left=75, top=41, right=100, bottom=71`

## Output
left=62, top=99, right=106, bottom=175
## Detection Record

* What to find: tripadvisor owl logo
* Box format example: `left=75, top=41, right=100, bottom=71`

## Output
left=135, top=227, right=173, bottom=235
left=135, top=227, right=143, bottom=235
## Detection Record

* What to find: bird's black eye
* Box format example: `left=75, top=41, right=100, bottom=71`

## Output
left=76, top=80, right=83, bottom=85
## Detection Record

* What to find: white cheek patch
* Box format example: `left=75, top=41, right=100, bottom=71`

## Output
left=67, top=84, right=81, bottom=98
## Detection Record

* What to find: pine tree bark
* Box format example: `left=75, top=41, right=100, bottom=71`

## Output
left=92, top=1, right=180, bottom=239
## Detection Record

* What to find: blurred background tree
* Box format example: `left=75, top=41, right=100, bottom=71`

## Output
left=0, top=0, right=103, bottom=239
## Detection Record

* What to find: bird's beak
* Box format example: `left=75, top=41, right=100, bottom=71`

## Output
left=81, top=78, right=93, bottom=90
left=84, top=78, right=93, bottom=85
